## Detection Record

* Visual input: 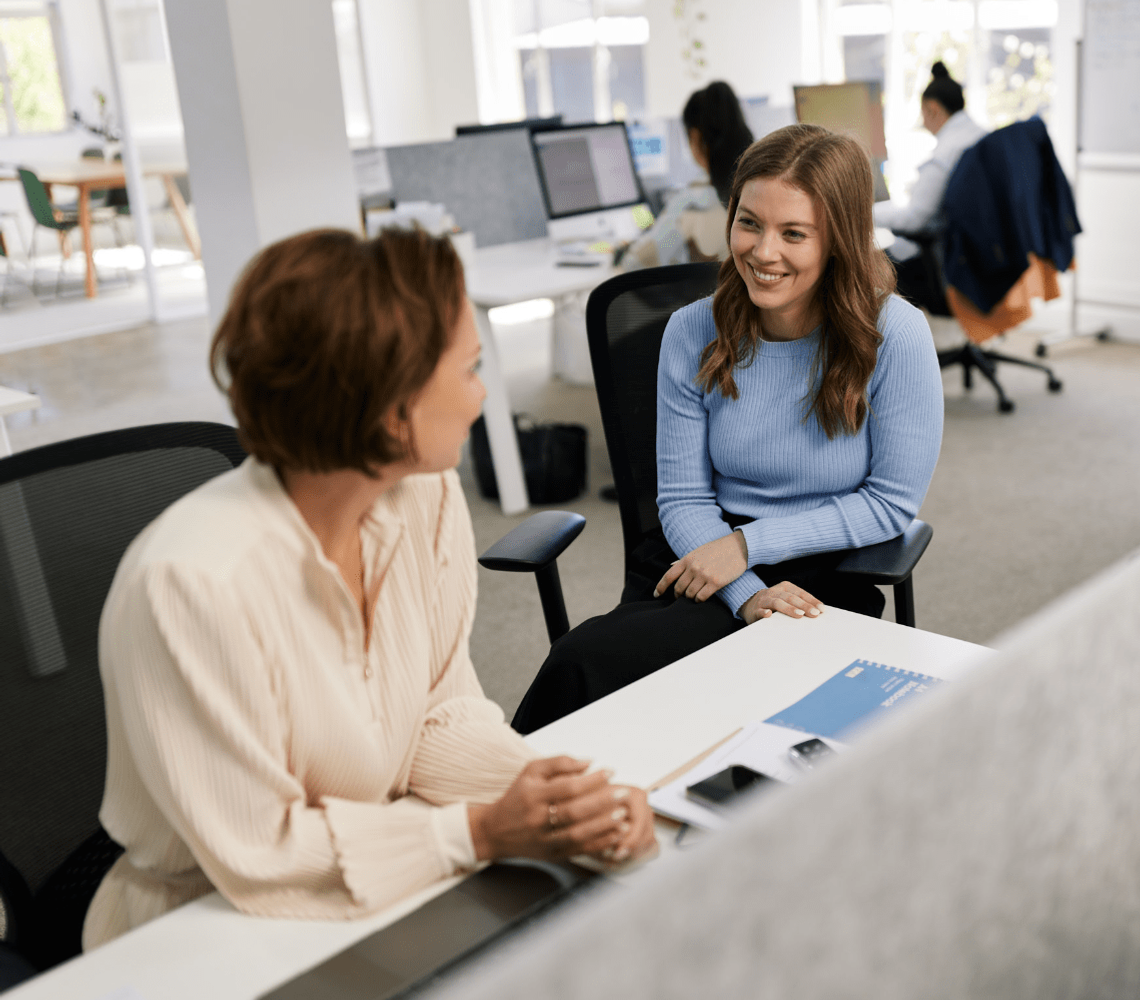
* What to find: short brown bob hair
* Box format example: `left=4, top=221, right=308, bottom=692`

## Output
left=211, top=227, right=465, bottom=474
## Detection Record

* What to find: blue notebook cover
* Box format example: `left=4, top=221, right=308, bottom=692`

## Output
left=764, top=659, right=942, bottom=741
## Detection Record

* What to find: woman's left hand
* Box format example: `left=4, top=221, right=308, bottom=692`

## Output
left=654, top=532, right=748, bottom=603
left=592, top=786, right=657, bottom=865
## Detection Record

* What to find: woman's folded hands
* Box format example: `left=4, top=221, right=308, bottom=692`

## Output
left=468, top=757, right=656, bottom=865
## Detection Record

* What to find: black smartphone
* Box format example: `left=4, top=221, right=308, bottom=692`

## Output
left=685, top=765, right=776, bottom=809
left=788, top=738, right=835, bottom=771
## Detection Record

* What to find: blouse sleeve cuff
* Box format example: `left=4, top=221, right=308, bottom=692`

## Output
left=433, top=802, right=478, bottom=871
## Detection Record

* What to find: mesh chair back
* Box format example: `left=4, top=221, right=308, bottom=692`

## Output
left=585, top=262, right=720, bottom=575
left=16, top=169, right=66, bottom=231
left=0, top=424, right=244, bottom=929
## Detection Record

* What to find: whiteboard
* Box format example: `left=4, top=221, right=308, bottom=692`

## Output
left=1080, top=0, right=1140, bottom=155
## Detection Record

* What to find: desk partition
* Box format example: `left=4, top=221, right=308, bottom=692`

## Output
left=384, top=130, right=548, bottom=248
left=422, top=548, right=1140, bottom=999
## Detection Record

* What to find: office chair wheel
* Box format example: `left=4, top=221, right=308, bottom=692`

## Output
left=998, top=398, right=1015, bottom=413
left=1035, top=343, right=1048, bottom=358
left=1048, top=378, right=1063, bottom=393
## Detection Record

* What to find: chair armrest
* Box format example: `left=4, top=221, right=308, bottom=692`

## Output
left=833, top=520, right=933, bottom=586
left=890, top=229, right=940, bottom=247
left=478, top=511, right=586, bottom=573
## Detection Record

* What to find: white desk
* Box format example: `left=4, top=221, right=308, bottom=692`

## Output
left=0, top=386, right=40, bottom=456
left=7, top=611, right=989, bottom=1000
left=465, top=239, right=615, bottom=515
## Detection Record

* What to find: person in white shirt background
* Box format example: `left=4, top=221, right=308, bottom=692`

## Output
left=875, top=61, right=987, bottom=314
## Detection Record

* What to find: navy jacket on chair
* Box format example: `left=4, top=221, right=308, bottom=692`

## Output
left=942, top=117, right=1081, bottom=314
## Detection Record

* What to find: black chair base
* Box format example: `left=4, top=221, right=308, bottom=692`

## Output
left=938, top=342, right=1062, bottom=414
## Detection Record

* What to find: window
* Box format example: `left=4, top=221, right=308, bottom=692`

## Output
left=0, top=3, right=67, bottom=135
left=514, top=0, right=649, bottom=123
left=828, top=0, right=1057, bottom=198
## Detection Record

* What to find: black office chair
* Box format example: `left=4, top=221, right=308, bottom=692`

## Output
left=583, top=262, right=933, bottom=628
left=892, top=119, right=1077, bottom=414
left=0, top=422, right=246, bottom=974
left=892, top=229, right=1062, bottom=415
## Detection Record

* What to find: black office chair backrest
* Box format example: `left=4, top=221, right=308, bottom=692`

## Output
left=0, top=422, right=244, bottom=969
left=585, top=263, right=720, bottom=577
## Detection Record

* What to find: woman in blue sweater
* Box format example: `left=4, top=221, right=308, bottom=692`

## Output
left=513, top=124, right=943, bottom=734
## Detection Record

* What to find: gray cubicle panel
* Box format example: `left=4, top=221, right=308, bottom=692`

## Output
left=384, top=130, right=548, bottom=248
left=423, top=549, right=1140, bottom=998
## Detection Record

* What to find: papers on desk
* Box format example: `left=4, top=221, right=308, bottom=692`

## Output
left=650, top=659, right=946, bottom=831
left=554, top=239, right=611, bottom=266
left=649, top=722, right=842, bottom=832
left=765, top=658, right=943, bottom=741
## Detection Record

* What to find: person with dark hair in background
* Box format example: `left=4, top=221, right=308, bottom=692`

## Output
left=875, top=61, right=987, bottom=312
left=619, top=80, right=754, bottom=268
left=83, top=228, right=655, bottom=950
left=514, top=124, right=944, bottom=735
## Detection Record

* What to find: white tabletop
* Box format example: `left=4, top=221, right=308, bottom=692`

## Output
left=8, top=612, right=990, bottom=1000
left=0, top=386, right=40, bottom=418
left=526, top=608, right=990, bottom=790
left=464, top=238, right=615, bottom=308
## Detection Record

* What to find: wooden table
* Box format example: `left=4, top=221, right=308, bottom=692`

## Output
left=22, top=161, right=200, bottom=298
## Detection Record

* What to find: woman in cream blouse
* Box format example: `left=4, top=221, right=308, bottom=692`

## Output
left=84, top=228, right=654, bottom=949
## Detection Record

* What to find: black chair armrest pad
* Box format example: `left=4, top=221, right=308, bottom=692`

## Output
left=890, top=229, right=940, bottom=247
left=833, top=520, right=933, bottom=586
left=478, top=511, right=586, bottom=573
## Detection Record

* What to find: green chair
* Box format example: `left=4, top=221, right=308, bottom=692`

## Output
left=17, top=168, right=80, bottom=298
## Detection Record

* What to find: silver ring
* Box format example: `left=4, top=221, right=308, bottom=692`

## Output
left=547, top=803, right=558, bottom=829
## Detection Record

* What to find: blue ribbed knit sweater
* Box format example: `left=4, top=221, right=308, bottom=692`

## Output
left=656, top=293, right=944, bottom=617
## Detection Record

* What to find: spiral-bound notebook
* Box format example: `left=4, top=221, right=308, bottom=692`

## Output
left=765, top=659, right=942, bottom=741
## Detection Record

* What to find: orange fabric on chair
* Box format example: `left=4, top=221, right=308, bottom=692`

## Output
left=946, top=253, right=1064, bottom=344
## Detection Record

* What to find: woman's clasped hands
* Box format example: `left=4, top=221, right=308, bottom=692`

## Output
left=651, top=532, right=826, bottom=625
left=468, top=757, right=656, bottom=866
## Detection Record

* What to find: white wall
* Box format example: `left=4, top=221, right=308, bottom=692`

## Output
left=641, top=0, right=813, bottom=119
left=358, top=0, right=481, bottom=146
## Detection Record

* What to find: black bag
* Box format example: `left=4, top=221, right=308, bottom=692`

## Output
left=470, top=415, right=587, bottom=504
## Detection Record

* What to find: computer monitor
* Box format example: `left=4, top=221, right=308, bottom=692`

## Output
left=793, top=81, right=887, bottom=158
left=793, top=81, right=889, bottom=200
left=529, top=122, right=644, bottom=219
left=455, top=115, right=562, bottom=137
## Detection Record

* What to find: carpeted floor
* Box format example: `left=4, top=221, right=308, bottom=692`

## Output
left=3, top=306, right=1138, bottom=718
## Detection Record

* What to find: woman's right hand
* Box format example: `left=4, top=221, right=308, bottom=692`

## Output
left=468, top=757, right=639, bottom=862
left=738, top=581, right=825, bottom=624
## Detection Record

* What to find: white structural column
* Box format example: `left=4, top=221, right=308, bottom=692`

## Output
left=163, top=0, right=361, bottom=322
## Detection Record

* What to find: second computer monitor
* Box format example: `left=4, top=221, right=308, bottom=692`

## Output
left=793, top=81, right=888, bottom=161
left=530, top=123, right=642, bottom=219
left=793, top=81, right=889, bottom=200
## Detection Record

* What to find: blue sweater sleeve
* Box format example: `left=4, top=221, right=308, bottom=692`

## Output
left=656, top=302, right=755, bottom=609
left=735, top=300, right=943, bottom=573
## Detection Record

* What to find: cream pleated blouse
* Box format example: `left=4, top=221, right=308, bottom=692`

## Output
left=83, top=459, right=536, bottom=950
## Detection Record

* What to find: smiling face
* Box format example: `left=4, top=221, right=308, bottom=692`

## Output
left=402, top=300, right=486, bottom=473
left=729, top=176, right=830, bottom=341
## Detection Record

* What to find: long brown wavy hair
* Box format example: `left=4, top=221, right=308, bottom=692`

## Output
left=698, top=123, right=896, bottom=438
